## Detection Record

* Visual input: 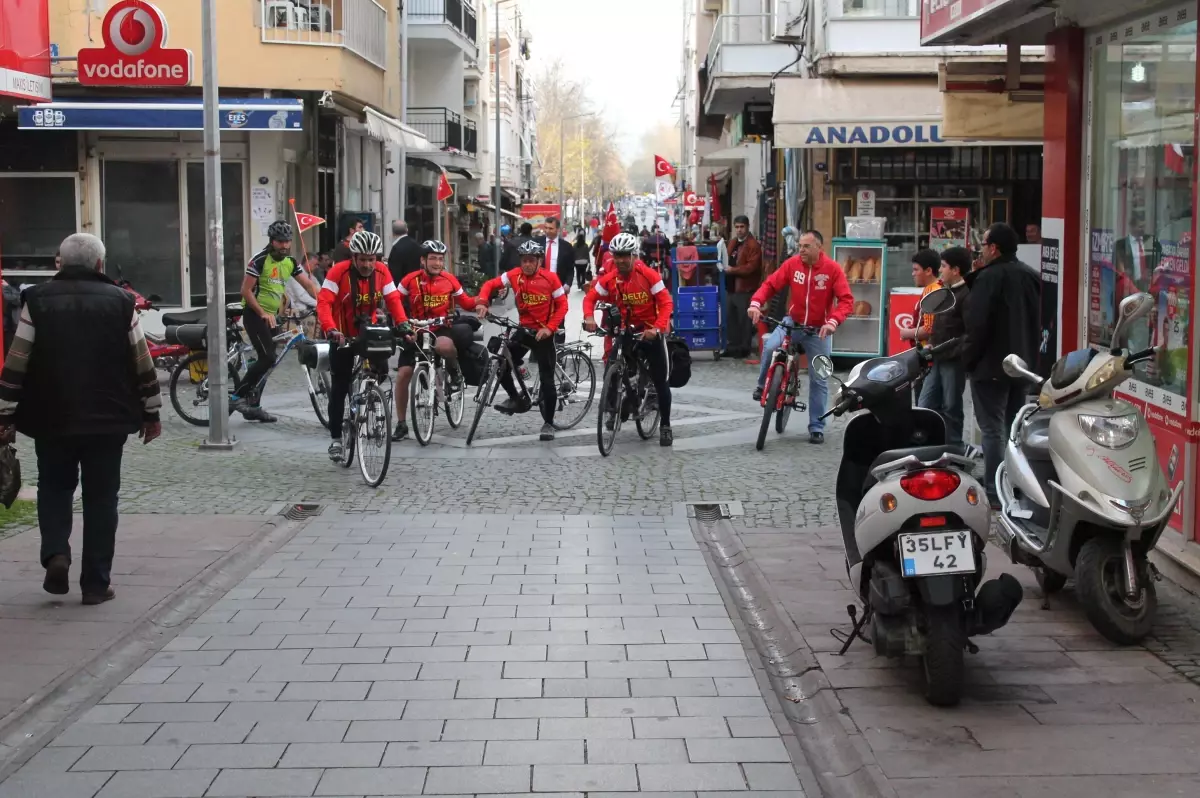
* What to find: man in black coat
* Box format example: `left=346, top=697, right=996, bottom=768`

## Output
left=387, top=220, right=423, bottom=282
left=503, top=222, right=534, bottom=272
left=961, top=222, right=1041, bottom=506
left=543, top=217, right=576, bottom=289
left=0, top=234, right=162, bottom=605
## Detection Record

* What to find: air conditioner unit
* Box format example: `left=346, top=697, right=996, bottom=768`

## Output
left=702, top=0, right=721, bottom=12
left=773, top=0, right=803, bottom=42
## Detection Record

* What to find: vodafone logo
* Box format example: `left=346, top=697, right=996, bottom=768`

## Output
left=78, top=0, right=192, bottom=87
left=895, top=313, right=915, bottom=330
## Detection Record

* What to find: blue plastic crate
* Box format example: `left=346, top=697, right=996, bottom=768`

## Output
left=677, top=310, right=720, bottom=330
left=678, top=287, right=719, bottom=312
left=683, top=330, right=721, bottom=350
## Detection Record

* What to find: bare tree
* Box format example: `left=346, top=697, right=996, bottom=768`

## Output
left=533, top=59, right=627, bottom=218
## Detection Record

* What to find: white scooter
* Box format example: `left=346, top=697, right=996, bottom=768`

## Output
left=815, top=287, right=1023, bottom=707
left=995, top=292, right=1182, bottom=644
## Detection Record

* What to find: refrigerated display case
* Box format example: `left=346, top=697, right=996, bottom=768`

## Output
left=831, top=238, right=887, bottom=358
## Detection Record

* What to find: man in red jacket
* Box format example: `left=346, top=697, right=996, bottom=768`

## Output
left=476, top=239, right=568, bottom=441
left=748, top=229, right=853, bottom=444
left=583, top=232, right=676, bottom=447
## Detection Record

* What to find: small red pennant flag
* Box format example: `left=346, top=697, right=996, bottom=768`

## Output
left=437, top=172, right=455, bottom=202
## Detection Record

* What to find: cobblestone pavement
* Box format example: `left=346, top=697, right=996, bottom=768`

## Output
left=0, top=512, right=809, bottom=798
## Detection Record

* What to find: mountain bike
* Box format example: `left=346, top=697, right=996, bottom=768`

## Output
left=596, top=304, right=661, bottom=457
left=526, top=338, right=597, bottom=431
left=466, top=314, right=540, bottom=447
left=756, top=316, right=814, bottom=451
left=334, top=327, right=395, bottom=487
left=406, top=316, right=468, bottom=446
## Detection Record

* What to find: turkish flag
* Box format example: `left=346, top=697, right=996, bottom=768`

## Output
left=437, top=171, right=455, bottom=202
left=654, top=155, right=676, bottom=179
left=1165, top=143, right=1187, bottom=175
left=293, top=212, right=325, bottom=233
left=601, top=201, right=620, bottom=244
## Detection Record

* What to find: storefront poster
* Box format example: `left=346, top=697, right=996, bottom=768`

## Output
left=887, top=289, right=923, bottom=356
left=1089, top=228, right=1116, bottom=343
left=0, top=0, right=52, bottom=101
left=1153, top=424, right=1187, bottom=534
left=1037, top=237, right=1060, bottom=377
left=1150, top=231, right=1191, bottom=397
left=520, top=203, right=562, bottom=234
left=929, top=207, right=969, bottom=252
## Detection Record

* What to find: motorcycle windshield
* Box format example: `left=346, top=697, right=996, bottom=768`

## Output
left=1050, top=348, right=1099, bottom=390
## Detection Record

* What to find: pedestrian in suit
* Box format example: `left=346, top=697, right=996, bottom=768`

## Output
left=387, top=221, right=423, bottom=282
left=543, top=217, right=577, bottom=290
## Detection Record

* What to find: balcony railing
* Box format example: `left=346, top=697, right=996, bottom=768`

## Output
left=707, top=13, right=771, bottom=60
left=408, top=107, right=478, bottom=156
left=829, top=0, right=918, bottom=18
left=261, top=0, right=387, bottom=68
left=705, top=13, right=799, bottom=79
left=409, top=0, right=478, bottom=43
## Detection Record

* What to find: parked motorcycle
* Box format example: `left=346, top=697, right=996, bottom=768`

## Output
left=815, top=286, right=1023, bottom=707
left=118, top=280, right=189, bottom=372
left=995, top=292, right=1181, bottom=644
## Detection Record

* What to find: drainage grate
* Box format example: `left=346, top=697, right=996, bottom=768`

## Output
left=282, top=503, right=323, bottom=521
left=687, top=502, right=732, bottom=520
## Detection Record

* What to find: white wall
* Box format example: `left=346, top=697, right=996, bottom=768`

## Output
left=408, top=43, right=466, bottom=112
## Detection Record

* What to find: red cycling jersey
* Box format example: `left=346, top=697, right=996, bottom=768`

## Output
left=397, top=270, right=476, bottom=320
left=478, top=267, right=569, bottom=332
left=750, top=252, right=853, bottom=330
left=584, top=260, right=673, bottom=333
left=318, top=260, right=408, bottom=336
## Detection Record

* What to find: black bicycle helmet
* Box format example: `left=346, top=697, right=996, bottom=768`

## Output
left=421, top=240, right=448, bottom=255
left=267, top=220, right=293, bottom=242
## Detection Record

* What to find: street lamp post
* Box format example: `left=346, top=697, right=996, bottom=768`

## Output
left=558, top=112, right=592, bottom=218
left=493, top=0, right=502, bottom=276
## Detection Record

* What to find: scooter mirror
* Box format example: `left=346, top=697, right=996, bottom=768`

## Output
left=918, top=286, right=956, bottom=316
left=811, top=355, right=835, bottom=380
left=148, top=294, right=163, bottom=304
left=1002, top=354, right=1040, bottom=383
left=1111, top=292, right=1154, bottom=348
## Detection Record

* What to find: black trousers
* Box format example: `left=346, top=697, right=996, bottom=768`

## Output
left=604, top=337, right=672, bottom=426
left=35, top=434, right=127, bottom=593
left=500, top=332, right=557, bottom=423
left=726, top=292, right=753, bottom=355
left=240, top=310, right=277, bottom=404
left=328, top=346, right=356, bottom=439
left=574, top=262, right=590, bottom=289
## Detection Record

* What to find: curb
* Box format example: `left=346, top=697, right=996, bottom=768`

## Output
left=688, top=509, right=895, bottom=798
left=0, top=513, right=311, bottom=782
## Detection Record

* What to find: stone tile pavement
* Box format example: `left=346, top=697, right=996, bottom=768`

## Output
left=734, top=523, right=1200, bottom=797
left=0, top=512, right=810, bottom=798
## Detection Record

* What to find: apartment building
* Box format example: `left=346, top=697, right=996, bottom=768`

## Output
left=481, top=0, right=536, bottom=222
left=685, top=0, right=1046, bottom=287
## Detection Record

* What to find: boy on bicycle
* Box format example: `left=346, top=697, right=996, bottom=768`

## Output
left=582, top=232, right=676, bottom=447
left=392, top=240, right=479, bottom=441
left=476, top=239, right=568, bottom=442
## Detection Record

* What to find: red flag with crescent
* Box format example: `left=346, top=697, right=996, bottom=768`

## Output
left=293, top=212, right=325, bottom=233
left=654, top=155, right=676, bottom=179
left=601, top=201, right=621, bottom=244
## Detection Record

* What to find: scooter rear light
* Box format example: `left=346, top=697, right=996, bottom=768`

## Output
left=900, top=469, right=961, bottom=501
left=918, top=515, right=947, bottom=528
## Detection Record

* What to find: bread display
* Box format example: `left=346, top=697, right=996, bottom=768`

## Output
left=863, top=257, right=879, bottom=282
left=844, top=258, right=862, bottom=282
left=853, top=300, right=873, bottom=317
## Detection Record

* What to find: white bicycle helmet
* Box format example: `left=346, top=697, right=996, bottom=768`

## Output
left=517, top=239, right=545, bottom=257
left=609, top=232, right=638, bottom=255
left=349, top=230, right=383, bottom=255
left=421, top=240, right=448, bottom=255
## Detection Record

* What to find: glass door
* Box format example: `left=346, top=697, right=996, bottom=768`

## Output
left=186, top=162, right=247, bottom=307
left=102, top=161, right=182, bottom=304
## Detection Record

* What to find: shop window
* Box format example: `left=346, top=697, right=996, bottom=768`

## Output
left=186, top=163, right=246, bottom=307
left=103, top=161, right=182, bottom=304
left=1087, top=19, right=1195, bottom=400
left=317, top=169, right=337, bottom=254
left=0, top=176, right=79, bottom=275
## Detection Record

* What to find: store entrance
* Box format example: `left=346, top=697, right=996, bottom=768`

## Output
left=185, top=162, right=246, bottom=307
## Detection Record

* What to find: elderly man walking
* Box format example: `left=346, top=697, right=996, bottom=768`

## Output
left=0, top=233, right=162, bottom=605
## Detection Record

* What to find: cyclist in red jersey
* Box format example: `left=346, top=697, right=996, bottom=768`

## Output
left=583, top=232, right=676, bottom=447
left=392, top=240, right=478, bottom=440
left=317, top=230, right=408, bottom=462
left=476, top=239, right=568, bottom=441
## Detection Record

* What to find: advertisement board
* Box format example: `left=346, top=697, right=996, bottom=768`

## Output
left=929, top=206, right=969, bottom=252
left=0, top=0, right=52, bottom=101
left=520, top=204, right=562, bottom=234
left=887, top=288, right=923, bottom=356
left=920, top=0, right=1015, bottom=45
left=77, top=0, right=193, bottom=87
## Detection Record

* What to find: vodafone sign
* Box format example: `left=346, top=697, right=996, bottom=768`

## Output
left=78, top=0, right=192, bottom=87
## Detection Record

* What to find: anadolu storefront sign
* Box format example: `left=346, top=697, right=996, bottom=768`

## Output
left=801, top=123, right=946, bottom=147
left=77, top=0, right=193, bottom=87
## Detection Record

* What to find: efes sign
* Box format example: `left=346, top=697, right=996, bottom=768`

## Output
left=802, top=123, right=945, bottom=148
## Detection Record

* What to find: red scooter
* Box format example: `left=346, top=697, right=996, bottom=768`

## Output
left=118, top=280, right=189, bottom=372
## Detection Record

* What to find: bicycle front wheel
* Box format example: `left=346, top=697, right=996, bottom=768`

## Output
left=303, top=363, right=331, bottom=430
left=597, top=364, right=624, bottom=457
left=635, top=377, right=660, bottom=441
left=410, top=361, right=436, bottom=446
left=169, top=352, right=238, bottom=427
left=339, top=405, right=356, bottom=469
left=776, top=372, right=795, bottom=435
left=466, top=359, right=500, bottom=447
left=357, top=385, right=392, bottom=487
left=757, top=367, right=784, bottom=451
left=445, top=371, right=466, bottom=429
left=552, top=350, right=597, bottom=431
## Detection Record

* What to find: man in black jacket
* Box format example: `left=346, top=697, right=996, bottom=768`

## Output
left=0, top=234, right=162, bottom=605
left=543, top=217, right=576, bottom=289
left=962, top=223, right=1041, bottom=505
left=917, top=247, right=972, bottom=447
left=503, top=222, right=534, bottom=272
left=387, top=220, right=423, bottom=282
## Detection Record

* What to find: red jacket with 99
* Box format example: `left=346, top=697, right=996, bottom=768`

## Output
left=750, top=252, right=853, bottom=330
left=584, top=260, right=673, bottom=333
left=478, top=267, right=569, bottom=331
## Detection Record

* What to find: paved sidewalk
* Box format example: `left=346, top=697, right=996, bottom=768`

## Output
left=0, top=516, right=271, bottom=725
left=735, top=523, right=1200, bottom=798
left=0, top=512, right=808, bottom=798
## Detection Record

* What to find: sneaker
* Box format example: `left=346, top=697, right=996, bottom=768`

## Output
left=965, top=444, right=984, bottom=460
left=752, top=386, right=763, bottom=402
left=327, top=440, right=344, bottom=462
left=43, top=554, right=69, bottom=596
left=82, top=586, right=115, bottom=606
left=241, top=405, right=277, bottom=423
left=660, top=426, right=674, bottom=447
left=539, top=423, right=555, bottom=442
left=809, top=431, right=825, bottom=444
left=391, top=421, right=409, bottom=442
left=605, top=415, right=616, bottom=431
left=496, top=396, right=531, bottom=415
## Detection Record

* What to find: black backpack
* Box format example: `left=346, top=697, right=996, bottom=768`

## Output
left=666, top=336, right=692, bottom=388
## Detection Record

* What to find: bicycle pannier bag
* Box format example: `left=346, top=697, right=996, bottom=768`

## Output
left=460, top=342, right=489, bottom=386
left=355, top=324, right=395, bottom=358
left=667, top=336, right=692, bottom=388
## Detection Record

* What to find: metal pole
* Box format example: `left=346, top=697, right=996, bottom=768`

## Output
left=493, top=0, right=502, bottom=275
left=399, top=0, right=409, bottom=226
left=558, top=125, right=564, bottom=213
left=200, top=0, right=233, bottom=450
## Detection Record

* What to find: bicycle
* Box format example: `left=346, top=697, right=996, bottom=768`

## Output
left=755, top=316, right=814, bottom=451
left=334, top=325, right=396, bottom=487
left=595, top=303, right=662, bottom=458
left=525, top=337, right=597, bottom=431
left=465, top=313, right=541, bottom=447
left=405, top=315, right=468, bottom=446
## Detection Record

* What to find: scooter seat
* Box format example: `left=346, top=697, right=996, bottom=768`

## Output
left=161, top=306, right=243, bottom=326
left=868, top=444, right=966, bottom=473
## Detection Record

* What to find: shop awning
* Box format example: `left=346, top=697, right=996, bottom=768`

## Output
left=699, top=144, right=756, bottom=166
left=920, top=0, right=1052, bottom=47
left=469, top=202, right=522, bottom=220
left=774, top=79, right=945, bottom=148
left=364, top=107, right=434, bottom=152
left=16, top=98, right=304, bottom=131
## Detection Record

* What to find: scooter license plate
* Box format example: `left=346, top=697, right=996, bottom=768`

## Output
left=898, top=531, right=975, bottom=577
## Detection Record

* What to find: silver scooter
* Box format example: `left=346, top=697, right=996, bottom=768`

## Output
left=815, top=287, right=1022, bottom=707
left=996, top=292, right=1181, bottom=644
